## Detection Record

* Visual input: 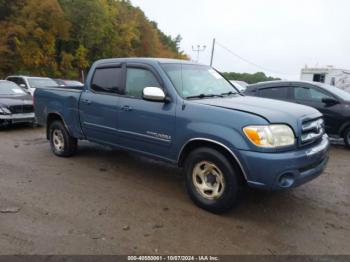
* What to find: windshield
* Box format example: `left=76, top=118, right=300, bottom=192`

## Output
left=65, top=80, right=84, bottom=86
left=0, top=81, right=26, bottom=95
left=28, top=78, right=58, bottom=88
left=320, top=83, right=350, bottom=101
left=162, top=64, right=238, bottom=98
left=230, top=81, right=247, bottom=92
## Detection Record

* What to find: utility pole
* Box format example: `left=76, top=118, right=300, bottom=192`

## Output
left=192, top=45, right=206, bottom=63
left=210, top=38, right=216, bottom=67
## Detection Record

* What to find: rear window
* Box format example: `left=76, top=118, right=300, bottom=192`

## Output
left=259, top=87, right=289, bottom=100
left=91, top=67, right=123, bottom=94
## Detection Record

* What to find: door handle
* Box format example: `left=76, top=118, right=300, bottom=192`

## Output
left=81, top=99, right=91, bottom=105
left=121, top=105, right=132, bottom=112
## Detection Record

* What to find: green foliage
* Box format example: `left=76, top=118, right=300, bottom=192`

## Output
left=222, top=71, right=280, bottom=84
left=0, top=0, right=187, bottom=79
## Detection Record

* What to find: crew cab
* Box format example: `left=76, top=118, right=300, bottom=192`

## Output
left=34, top=58, right=330, bottom=213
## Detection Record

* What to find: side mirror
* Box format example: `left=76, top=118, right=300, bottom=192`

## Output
left=143, top=87, right=166, bottom=102
left=322, top=97, right=339, bottom=106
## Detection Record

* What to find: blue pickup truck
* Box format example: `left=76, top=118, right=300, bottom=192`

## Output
left=35, top=58, right=330, bottom=213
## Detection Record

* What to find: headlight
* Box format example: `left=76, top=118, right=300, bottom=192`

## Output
left=243, top=125, right=295, bottom=148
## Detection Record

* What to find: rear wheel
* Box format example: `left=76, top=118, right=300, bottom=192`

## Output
left=49, top=120, right=77, bottom=157
left=183, top=147, right=244, bottom=213
left=344, top=127, right=350, bottom=149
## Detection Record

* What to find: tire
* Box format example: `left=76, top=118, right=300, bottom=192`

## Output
left=344, top=127, right=350, bottom=149
left=49, top=120, right=77, bottom=157
left=183, top=147, right=244, bottom=214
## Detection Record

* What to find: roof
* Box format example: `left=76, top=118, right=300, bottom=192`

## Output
left=6, top=75, right=53, bottom=79
left=248, top=80, right=322, bottom=88
left=301, top=67, right=350, bottom=73
left=94, top=57, right=199, bottom=66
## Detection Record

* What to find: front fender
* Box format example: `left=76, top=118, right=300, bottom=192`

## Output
left=339, top=119, right=350, bottom=136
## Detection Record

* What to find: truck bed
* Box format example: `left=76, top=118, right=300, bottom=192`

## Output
left=34, top=87, right=85, bottom=139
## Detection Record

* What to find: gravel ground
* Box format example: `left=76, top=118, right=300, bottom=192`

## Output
left=0, top=126, right=349, bottom=255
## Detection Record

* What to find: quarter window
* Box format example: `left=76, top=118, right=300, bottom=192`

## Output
left=125, top=68, right=161, bottom=98
left=259, top=87, right=289, bottom=100
left=91, top=67, right=123, bottom=94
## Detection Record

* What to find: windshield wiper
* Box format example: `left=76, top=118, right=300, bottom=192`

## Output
left=220, top=91, right=238, bottom=96
left=186, top=94, right=224, bottom=99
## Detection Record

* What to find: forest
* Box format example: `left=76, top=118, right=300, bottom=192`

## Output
left=0, top=0, right=187, bottom=79
left=222, top=71, right=280, bottom=84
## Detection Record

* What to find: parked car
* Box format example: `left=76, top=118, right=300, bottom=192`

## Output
left=6, top=75, right=59, bottom=96
left=244, top=81, right=350, bottom=148
left=230, top=80, right=248, bottom=92
left=0, top=80, right=35, bottom=127
left=34, top=58, right=330, bottom=213
left=54, top=79, right=84, bottom=87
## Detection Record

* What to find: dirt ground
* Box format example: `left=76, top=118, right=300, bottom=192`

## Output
left=0, top=126, right=349, bottom=255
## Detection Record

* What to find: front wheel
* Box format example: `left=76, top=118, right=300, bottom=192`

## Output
left=344, top=127, right=350, bottom=149
left=183, top=147, right=244, bottom=214
left=49, top=120, right=77, bottom=157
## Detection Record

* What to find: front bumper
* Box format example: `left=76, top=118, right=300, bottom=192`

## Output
left=0, top=113, right=35, bottom=124
left=237, top=134, right=330, bottom=190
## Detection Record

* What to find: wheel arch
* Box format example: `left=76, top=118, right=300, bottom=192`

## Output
left=339, top=119, right=350, bottom=137
left=178, top=138, right=248, bottom=181
left=46, top=112, right=70, bottom=140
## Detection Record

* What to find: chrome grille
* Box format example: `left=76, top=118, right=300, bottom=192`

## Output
left=301, top=118, right=324, bottom=144
left=9, top=105, right=34, bottom=114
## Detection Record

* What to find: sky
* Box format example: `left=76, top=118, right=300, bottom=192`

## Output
left=131, top=0, right=350, bottom=80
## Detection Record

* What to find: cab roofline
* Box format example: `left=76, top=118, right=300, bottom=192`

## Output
left=93, top=57, right=203, bottom=67
left=249, top=80, right=323, bottom=88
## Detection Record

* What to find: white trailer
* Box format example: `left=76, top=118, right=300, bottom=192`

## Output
left=300, top=66, right=350, bottom=93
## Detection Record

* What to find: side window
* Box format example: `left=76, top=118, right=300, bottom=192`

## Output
left=91, top=67, right=123, bottom=94
left=7, top=77, right=18, bottom=85
left=293, top=86, right=332, bottom=102
left=259, top=87, right=289, bottom=100
left=125, top=68, right=161, bottom=98
left=16, top=78, right=26, bottom=87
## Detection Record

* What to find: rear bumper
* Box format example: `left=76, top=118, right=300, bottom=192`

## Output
left=237, top=134, right=330, bottom=190
left=0, top=113, right=35, bottom=124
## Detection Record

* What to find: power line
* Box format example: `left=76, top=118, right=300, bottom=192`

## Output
left=214, top=41, right=293, bottom=77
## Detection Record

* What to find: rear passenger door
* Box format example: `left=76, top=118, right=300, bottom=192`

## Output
left=79, top=65, right=124, bottom=145
left=117, top=63, right=176, bottom=158
left=258, top=86, right=291, bottom=101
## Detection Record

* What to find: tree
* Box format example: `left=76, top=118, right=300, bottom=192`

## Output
left=0, top=0, right=69, bottom=77
left=222, top=72, right=280, bottom=84
left=0, top=0, right=188, bottom=79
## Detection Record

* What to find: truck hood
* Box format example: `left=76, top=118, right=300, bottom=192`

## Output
left=193, top=95, right=322, bottom=128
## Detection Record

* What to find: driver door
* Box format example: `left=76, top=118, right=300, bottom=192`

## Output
left=117, top=64, right=176, bottom=158
left=292, top=84, right=341, bottom=134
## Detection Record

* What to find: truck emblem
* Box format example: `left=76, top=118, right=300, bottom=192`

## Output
left=146, top=131, right=171, bottom=141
